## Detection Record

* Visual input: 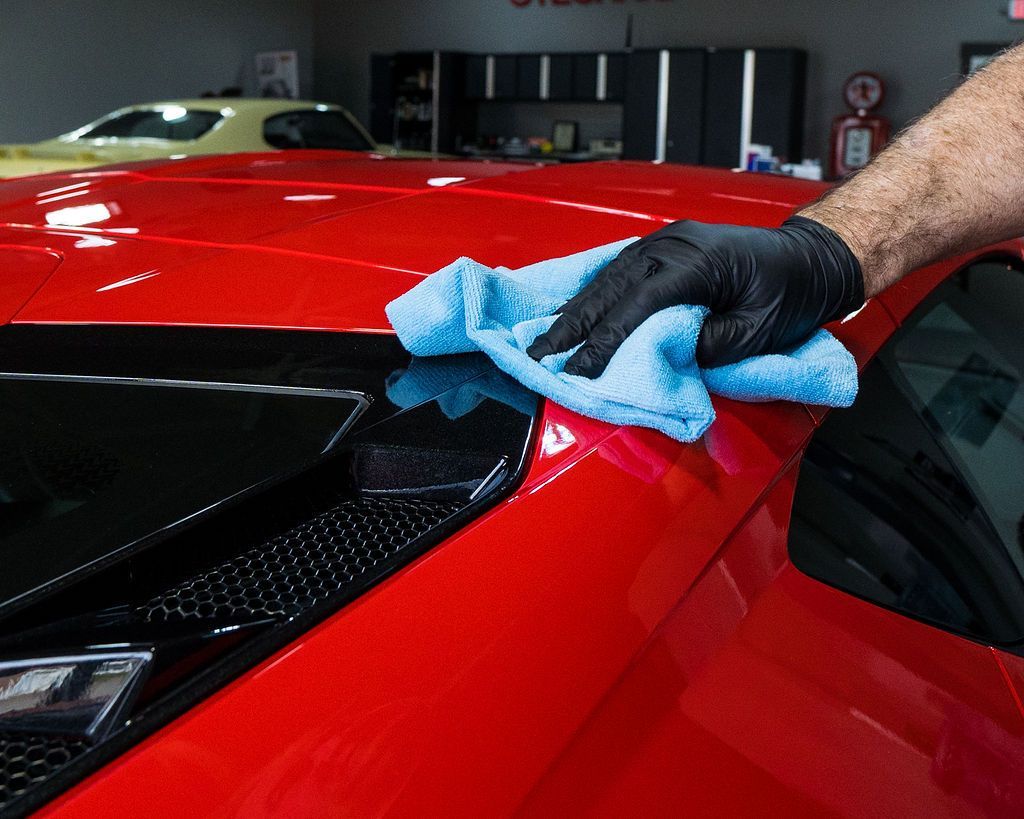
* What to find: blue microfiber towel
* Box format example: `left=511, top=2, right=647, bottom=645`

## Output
left=385, top=239, right=857, bottom=442
left=386, top=354, right=538, bottom=419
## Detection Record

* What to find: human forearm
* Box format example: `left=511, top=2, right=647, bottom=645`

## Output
left=800, top=44, right=1024, bottom=298
left=526, top=45, right=1024, bottom=374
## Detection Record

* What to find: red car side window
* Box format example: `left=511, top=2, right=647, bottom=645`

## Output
left=789, top=259, right=1024, bottom=647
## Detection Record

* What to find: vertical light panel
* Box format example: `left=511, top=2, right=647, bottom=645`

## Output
left=596, top=53, right=608, bottom=101
left=655, top=49, right=670, bottom=163
left=485, top=55, right=496, bottom=100
left=739, top=48, right=756, bottom=168
left=540, top=54, right=550, bottom=100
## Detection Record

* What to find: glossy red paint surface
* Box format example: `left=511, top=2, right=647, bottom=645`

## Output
left=0, top=245, right=62, bottom=323
left=521, top=473, right=1024, bottom=817
left=0, top=156, right=824, bottom=331
left=0, top=155, right=1017, bottom=816
left=877, top=242, right=1024, bottom=325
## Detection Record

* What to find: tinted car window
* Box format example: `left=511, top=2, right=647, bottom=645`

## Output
left=790, top=260, right=1024, bottom=646
left=0, top=373, right=363, bottom=610
left=79, top=109, right=222, bottom=140
left=263, top=110, right=373, bottom=151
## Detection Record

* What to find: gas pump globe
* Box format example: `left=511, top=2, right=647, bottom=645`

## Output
left=830, top=72, right=891, bottom=178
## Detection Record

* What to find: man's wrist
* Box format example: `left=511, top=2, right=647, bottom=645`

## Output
left=782, top=215, right=865, bottom=319
left=796, top=202, right=909, bottom=299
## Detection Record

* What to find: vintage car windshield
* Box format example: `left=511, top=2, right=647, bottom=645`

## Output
left=76, top=109, right=223, bottom=141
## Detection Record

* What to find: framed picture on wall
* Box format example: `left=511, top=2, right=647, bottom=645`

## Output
left=256, top=50, right=300, bottom=98
left=960, top=42, right=1012, bottom=76
left=552, top=121, right=578, bottom=153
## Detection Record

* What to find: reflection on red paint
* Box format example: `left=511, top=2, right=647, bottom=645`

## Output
left=598, top=428, right=678, bottom=485
left=540, top=420, right=576, bottom=458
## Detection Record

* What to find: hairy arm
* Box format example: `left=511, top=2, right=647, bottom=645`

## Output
left=527, top=47, right=1024, bottom=374
left=800, top=44, right=1024, bottom=298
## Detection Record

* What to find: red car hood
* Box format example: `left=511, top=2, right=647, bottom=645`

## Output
left=0, top=150, right=826, bottom=332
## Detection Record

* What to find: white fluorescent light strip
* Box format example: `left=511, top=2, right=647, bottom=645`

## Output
left=539, top=55, right=550, bottom=100
left=96, top=269, right=160, bottom=292
left=485, top=55, right=496, bottom=99
left=468, top=458, right=508, bottom=501
left=37, top=189, right=91, bottom=206
left=739, top=49, right=756, bottom=169
left=655, top=50, right=670, bottom=163
left=596, top=54, right=608, bottom=101
left=36, top=181, right=91, bottom=198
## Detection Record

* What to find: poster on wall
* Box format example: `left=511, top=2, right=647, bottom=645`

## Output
left=256, top=51, right=299, bottom=98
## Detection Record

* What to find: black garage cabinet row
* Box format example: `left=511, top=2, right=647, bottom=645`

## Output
left=370, top=48, right=806, bottom=166
left=463, top=53, right=627, bottom=102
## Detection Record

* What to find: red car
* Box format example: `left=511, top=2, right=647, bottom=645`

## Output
left=0, top=152, right=1021, bottom=817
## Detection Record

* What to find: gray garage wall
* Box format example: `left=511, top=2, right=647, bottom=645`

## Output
left=312, top=0, right=1024, bottom=161
left=0, top=0, right=315, bottom=142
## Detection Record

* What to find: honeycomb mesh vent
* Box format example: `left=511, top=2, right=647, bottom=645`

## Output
left=139, top=496, right=460, bottom=623
left=0, top=733, right=89, bottom=812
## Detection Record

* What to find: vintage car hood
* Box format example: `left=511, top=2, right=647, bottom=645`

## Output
left=0, top=152, right=826, bottom=331
left=0, top=147, right=105, bottom=178
left=0, top=140, right=181, bottom=178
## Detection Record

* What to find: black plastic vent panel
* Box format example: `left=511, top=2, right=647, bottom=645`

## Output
left=12, top=440, right=121, bottom=498
left=0, top=327, right=537, bottom=816
left=139, top=497, right=461, bottom=623
left=0, top=733, right=89, bottom=813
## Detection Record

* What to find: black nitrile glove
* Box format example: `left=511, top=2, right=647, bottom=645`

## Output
left=526, top=216, right=864, bottom=377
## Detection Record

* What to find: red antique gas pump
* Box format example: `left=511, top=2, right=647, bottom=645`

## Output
left=830, top=72, right=891, bottom=178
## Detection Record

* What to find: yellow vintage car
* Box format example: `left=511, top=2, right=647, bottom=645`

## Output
left=0, top=98, right=401, bottom=178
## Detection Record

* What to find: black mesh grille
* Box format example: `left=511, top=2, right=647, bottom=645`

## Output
left=138, top=497, right=461, bottom=622
left=0, top=733, right=89, bottom=813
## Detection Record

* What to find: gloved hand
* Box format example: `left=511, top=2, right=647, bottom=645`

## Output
left=526, top=215, right=864, bottom=377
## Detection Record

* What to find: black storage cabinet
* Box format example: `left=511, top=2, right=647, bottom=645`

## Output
left=623, top=47, right=806, bottom=166
left=374, top=47, right=805, bottom=164
left=751, top=49, right=807, bottom=163
left=571, top=53, right=626, bottom=102
left=370, top=51, right=469, bottom=153
left=623, top=49, right=705, bottom=164
left=464, top=54, right=488, bottom=100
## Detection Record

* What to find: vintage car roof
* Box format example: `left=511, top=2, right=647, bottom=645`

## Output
left=114, top=98, right=345, bottom=113
left=56, top=99, right=346, bottom=131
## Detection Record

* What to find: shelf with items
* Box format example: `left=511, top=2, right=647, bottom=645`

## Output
left=371, top=51, right=470, bottom=154
left=462, top=100, right=624, bottom=165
